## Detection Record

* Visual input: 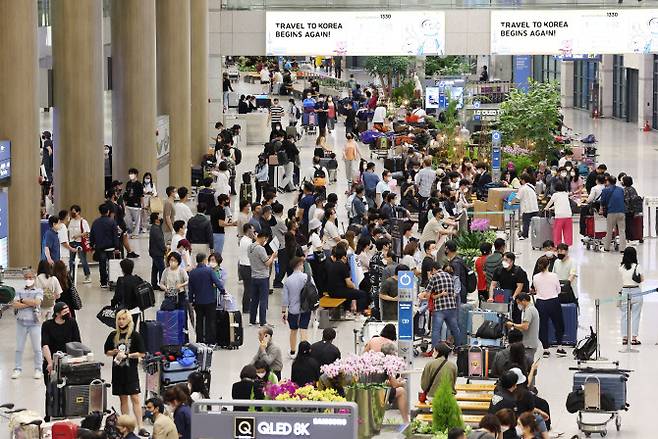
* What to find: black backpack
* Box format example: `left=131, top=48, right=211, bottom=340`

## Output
left=299, top=273, right=319, bottom=313
left=573, top=327, right=597, bottom=361
left=233, top=147, right=242, bottom=165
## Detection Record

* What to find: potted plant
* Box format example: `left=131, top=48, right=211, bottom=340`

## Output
left=431, top=375, right=465, bottom=434
left=321, top=351, right=406, bottom=438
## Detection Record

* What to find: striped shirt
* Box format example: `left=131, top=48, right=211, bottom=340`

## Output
left=269, top=105, right=285, bottom=123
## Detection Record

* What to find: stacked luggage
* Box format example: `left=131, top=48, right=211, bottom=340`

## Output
left=216, top=296, right=244, bottom=349
left=456, top=345, right=504, bottom=379
left=143, top=344, right=208, bottom=403
left=48, top=345, right=107, bottom=419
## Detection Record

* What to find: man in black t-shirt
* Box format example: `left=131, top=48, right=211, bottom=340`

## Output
left=488, top=371, right=518, bottom=414
left=325, top=246, right=369, bottom=311
left=124, top=168, right=144, bottom=237
left=41, top=302, right=81, bottom=385
left=209, top=194, right=235, bottom=256
left=420, top=240, right=437, bottom=288
left=310, top=328, right=341, bottom=367
left=489, top=252, right=529, bottom=323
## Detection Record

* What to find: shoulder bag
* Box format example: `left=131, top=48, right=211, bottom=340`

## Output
left=632, top=264, right=642, bottom=284
left=80, top=219, right=92, bottom=253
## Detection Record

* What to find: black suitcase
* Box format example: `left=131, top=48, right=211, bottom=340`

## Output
left=62, top=380, right=107, bottom=417
left=384, top=157, right=404, bottom=173
left=140, top=320, right=164, bottom=354
left=59, top=361, right=102, bottom=385
left=136, top=281, right=155, bottom=310
left=215, top=310, right=243, bottom=349
left=191, top=165, right=203, bottom=187
left=240, top=183, right=253, bottom=204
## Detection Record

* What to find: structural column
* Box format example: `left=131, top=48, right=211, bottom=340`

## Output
left=637, top=55, right=653, bottom=129
left=111, top=0, right=157, bottom=180
left=560, top=61, right=575, bottom=109
left=52, top=0, right=105, bottom=218
left=191, top=0, right=209, bottom=162
left=157, top=0, right=191, bottom=188
left=599, top=55, right=614, bottom=118
left=0, top=0, right=41, bottom=266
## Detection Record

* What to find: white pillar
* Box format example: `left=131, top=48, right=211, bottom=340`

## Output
left=560, top=61, right=574, bottom=108
left=598, top=55, right=613, bottom=118
left=637, top=55, right=653, bottom=129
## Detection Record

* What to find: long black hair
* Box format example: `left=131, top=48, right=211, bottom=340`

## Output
left=621, top=247, right=638, bottom=270
left=187, top=371, right=209, bottom=400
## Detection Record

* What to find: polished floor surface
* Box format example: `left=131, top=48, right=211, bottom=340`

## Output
left=4, top=85, right=657, bottom=437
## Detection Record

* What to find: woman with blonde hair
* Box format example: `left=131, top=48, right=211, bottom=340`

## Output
left=116, top=414, right=139, bottom=439
left=104, top=309, right=147, bottom=436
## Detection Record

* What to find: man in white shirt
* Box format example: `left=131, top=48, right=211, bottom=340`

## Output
left=56, top=210, right=77, bottom=268
left=375, top=171, right=393, bottom=209
left=411, top=105, right=426, bottom=122
left=174, top=187, right=194, bottom=225
left=259, top=66, right=270, bottom=94
left=587, top=174, right=606, bottom=204
left=414, top=157, right=436, bottom=201
left=516, top=174, right=539, bottom=240
left=372, top=103, right=387, bottom=129
left=238, top=224, right=254, bottom=314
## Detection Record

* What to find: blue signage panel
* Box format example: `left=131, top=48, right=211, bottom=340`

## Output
left=0, top=140, right=10, bottom=181
left=397, top=271, right=415, bottom=342
left=513, top=55, right=532, bottom=93
left=0, top=191, right=7, bottom=239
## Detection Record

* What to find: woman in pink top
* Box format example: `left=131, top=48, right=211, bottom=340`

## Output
left=532, top=256, right=566, bottom=358
left=326, top=96, right=336, bottom=133
left=364, top=323, right=396, bottom=352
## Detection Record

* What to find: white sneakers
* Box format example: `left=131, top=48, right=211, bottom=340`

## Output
left=11, top=369, right=42, bottom=380
left=83, top=275, right=92, bottom=284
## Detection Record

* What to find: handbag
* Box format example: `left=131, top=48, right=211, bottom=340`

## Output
left=149, top=196, right=164, bottom=214
left=80, top=220, right=92, bottom=253
left=475, top=320, right=503, bottom=339
left=96, top=305, right=118, bottom=328
left=70, top=284, right=83, bottom=310
left=631, top=265, right=642, bottom=283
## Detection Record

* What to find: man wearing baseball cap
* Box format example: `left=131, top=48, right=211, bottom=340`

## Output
left=488, top=370, right=520, bottom=414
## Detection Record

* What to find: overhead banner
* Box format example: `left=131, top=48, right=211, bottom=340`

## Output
left=491, top=10, right=658, bottom=55
left=266, top=11, right=445, bottom=56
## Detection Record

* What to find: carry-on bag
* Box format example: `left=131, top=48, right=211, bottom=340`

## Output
left=52, top=420, right=78, bottom=439
left=383, top=157, right=404, bottom=173
left=140, top=320, right=164, bottom=354
left=188, top=342, right=213, bottom=371
left=548, top=302, right=578, bottom=346
left=530, top=216, right=554, bottom=250
left=572, top=371, right=628, bottom=411
left=215, top=309, right=244, bottom=349
left=135, top=280, right=155, bottom=311
left=468, top=346, right=484, bottom=377
left=156, top=309, right=186, bottom=346
left=61, top=379, right=107, bottom=417
left=628, top=214, right=644, bottom=242
left=161, top=359, right=199, bottom=385
left=483, top=346, right=505, bottom=379
left=59, top=361, right=102, bottom=386
left=467, top=309, right=501, bottom=337
left=239, top=183, right=253, bottom=204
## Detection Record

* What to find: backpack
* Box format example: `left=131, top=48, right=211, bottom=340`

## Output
left=573, top=326, right=597, bottom=361
left=628, top=194, right=643, bottom=214
left=313, top=166, right=327, bottom=187
left=300, top=273, right=320, bottom=313
left=346, top=193, right=357, bottom=219
left=293, top=105, right=301, bottom=120
left=233, top=147, right=242, bottom=165
left=465, top=270, right=477, bottom=294
left=41, top=277, right=57, bottom=309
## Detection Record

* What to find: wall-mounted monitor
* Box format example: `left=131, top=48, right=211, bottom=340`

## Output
left=0, top=141, right=10, bottom=183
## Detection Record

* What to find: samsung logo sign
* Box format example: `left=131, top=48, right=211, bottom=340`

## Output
left=257, top=421, right=310, bottom=436
left=313, top=418, right=348, bottom=426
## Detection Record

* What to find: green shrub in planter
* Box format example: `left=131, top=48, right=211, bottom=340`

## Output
left=432, top=374, right=464, bottom=433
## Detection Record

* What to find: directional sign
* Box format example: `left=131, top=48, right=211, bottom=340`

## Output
left=397, top=270, right=415, bottom=342
left=491, top=130, right=501, bottom=144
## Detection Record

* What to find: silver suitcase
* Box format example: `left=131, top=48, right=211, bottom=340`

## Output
left=530, top=216, right=554, bottom=250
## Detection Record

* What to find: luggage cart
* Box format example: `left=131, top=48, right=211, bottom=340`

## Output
left=576, top=375, right=621, bottom=437
left=582, top=214, right=618, bottom=252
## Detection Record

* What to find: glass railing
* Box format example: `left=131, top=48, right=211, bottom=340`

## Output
left=222, top=0, right=646, bottom=9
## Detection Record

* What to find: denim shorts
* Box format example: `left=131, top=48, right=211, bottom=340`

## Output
left=288, top=312, right=312, bottom=330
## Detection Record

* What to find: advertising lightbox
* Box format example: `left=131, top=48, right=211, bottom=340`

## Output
left=491, top=9, right=658, bottom=55
left=266, top=11, right=445, bottom=56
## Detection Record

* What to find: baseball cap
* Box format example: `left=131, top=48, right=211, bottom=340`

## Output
left=53, top=302, right=68, bottom=315
left=509, top=367, right=527, bottom=385
left=499, top=371, right=518, bottom=390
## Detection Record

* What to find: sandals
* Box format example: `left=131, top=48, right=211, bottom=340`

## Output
left=631, top=339, right=642, bottom=345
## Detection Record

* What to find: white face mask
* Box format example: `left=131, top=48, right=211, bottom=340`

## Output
left=545, top=251, right=555, bottom=258
left=502, top=261, right=510, bottom=269
left=144, top=178, right=151, bottom=184
left=256, top=372, right=266, bottom=379
left=209, top=261, right=218, bottom=268
left=430, top=249, right=438, bottom=258
left=25, top=279, right=35, bottom=288
left=560, top=172, right=567, bottom=178
left=570, top=172, right=576, bottom=177
left=515, top=426, right=523, bottom=437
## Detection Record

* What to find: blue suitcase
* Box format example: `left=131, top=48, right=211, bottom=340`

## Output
left=156, top=310, right=186, bottom=346
left=548, top=303, right=578, bottom=346
left=572, top=370, right=628, bottom=411
left=457, top=303, right=473, bottom=346
left=140, top=320, right=164, bottom=354
left=161, top=359, right=199, bottom=385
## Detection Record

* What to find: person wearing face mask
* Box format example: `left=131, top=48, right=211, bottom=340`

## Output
left=141, top=172, right=157, bottom=234
left=420, top=240, right=438, bottom=288
left=376, top=171, right=392, bottom=209
left=506, top=293, right=541, bottom=361
left=531, top=256, right=566, bottom=358
left=488, top=252, right=529, bottom=324
left=149, top=213, right=166, bottom=289
left=163, top=386, right=192, bottom=439
left=532, top=240, right=557, bottom=278
left=315, top=94, right=329, bottom=137
left=552, top=243, right=577, bottom=303
left=544, top=181, right=573, bottom=246
left=68, top=205, right=92, bottom=283
left=515, top=174, right=539, bottom=241
left=112, top=258, right=146, bottom=326
left=41, top=302, right=81, bottom=417
left=104, top=309, right=147, bottom=436
left=473, top=162, right=492, bottom=199
left=12, top=270, right=45, bottom=381
left=41, top=215, right=61, bottom=265
left=232, top=365, right=265, bottom=411
left=145, top=397, right=177, bottom=439
left=123, top=168, right=144, bottom=239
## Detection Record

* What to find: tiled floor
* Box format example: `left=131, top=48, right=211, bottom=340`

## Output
left=4, top=83, right=657, bottom=438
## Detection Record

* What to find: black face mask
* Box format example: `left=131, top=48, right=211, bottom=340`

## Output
left=557, top=253, right=566, bottom=260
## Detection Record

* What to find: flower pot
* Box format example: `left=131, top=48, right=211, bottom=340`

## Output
left=346, top=386, right=390, bottom=439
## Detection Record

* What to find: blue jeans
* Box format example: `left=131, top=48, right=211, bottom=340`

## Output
left=69, top=242, right=91, bottom=277
left=15, top=321, right=42, bottom=371
left=431, top=308, right=460, bottom=349
left=213, top=233, right=225, bottom=256
left=620, top=287, right=643, bottom=338
left=250, top=277, right=270, bottom=325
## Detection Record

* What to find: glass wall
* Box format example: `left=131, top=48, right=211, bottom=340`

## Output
left=532, top=55, right=561, bottom=83
left=573, top=59, right=598, bottom=110
left=654, top=55, right=658, bottom=129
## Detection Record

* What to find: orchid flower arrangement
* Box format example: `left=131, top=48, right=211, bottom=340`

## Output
left=320, top=351, right=406, bottom=388
left=263, top=380, right=346, bottom=403
left=469, top=218, right=490, bottom=232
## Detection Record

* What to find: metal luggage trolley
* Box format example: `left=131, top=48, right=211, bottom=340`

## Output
left=576, top=376, right=621, bottom=437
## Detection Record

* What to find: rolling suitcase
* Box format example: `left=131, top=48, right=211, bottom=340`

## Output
left=62, top=379, right=107, bottom=417
left=108, top=257, right=121, bottom=290
left=483, top=346, right=504, bottom=379
left=59, top=361, right=102, bottom=385
left=188, top=342, right=213, bottom=371
left=628, top=214, right=644, bottom=242
left=216, top=309, right=243, bottom=349
left=52, top=421, right=78, bottom=439
left=161, top=359, right=199, bottom=385
left=156, top=309, right=186, bottom=346
left=572, top=370, right=628, bottom=411
left=140, top=320, right=164, bottom=354
left=530, top=216, right=554, bottom=250
left=239, top=183, right=253, bottom=204
left=191, top=165, right=203, bottom=187
left=467, top=309, right=501, bottom=338
left=384, top=157, right=404, bottom=173
left=548, top=302, right=578, bottom=346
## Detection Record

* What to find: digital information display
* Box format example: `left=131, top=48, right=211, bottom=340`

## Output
left=491, top=9, right=658, bottom=55
left=266, top=11, right=445, bottom=56
left=0, top=141, right=10, bottom=181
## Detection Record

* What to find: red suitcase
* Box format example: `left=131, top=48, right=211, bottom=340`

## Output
left=628, top=214, right=644, bottom=242
left=52, top=421, right=78, bottom=438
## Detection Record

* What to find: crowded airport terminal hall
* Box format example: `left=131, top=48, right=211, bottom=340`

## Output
left=2, top=1, right=658, bottom=438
